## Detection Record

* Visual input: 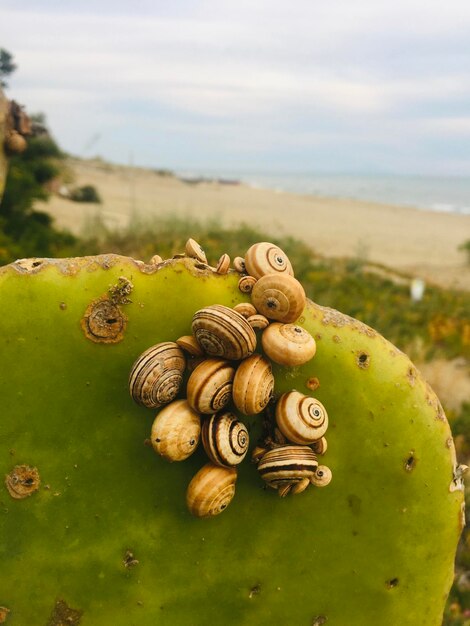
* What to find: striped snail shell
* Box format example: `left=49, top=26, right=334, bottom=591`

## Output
left=312, top=436, right=328, bottom=456
left=238, top=275, right=257, bottom=294
left=311, top=465, right=332, bottom=487
left=151, top=399, right=201, bottom=462
left=233, top=256, right=246, bottom=273
left=245, top=242, right=294, bottom=279
left=176, top=335, right=204, bottom=356
left=233, top=302, right=257, bottom=318
left=251, top=274, right=305, bottom=323
left=129, top=342, right=186, bottom=408
left=257, top=445, right=318, bottom=491
left=275, top=391, right=328, bottom=444
left=185, top=238, right=207, bottom=264
left=216, top=253, right=230, bottom=274
left=192, top=305, right=256, bottom=361
left=247, top=314, right=270, bottom=330
left=201, top=412, right=249, bottom=467
left=186, top=358, right=235, bottom=414
left=186, top=463, right=237, bottom=518
left=232, top=354, right=274, bottom=415
left=262, top=322, right=316, bottom=366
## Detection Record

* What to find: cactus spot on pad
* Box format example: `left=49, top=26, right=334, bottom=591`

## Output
left=356, top=352, right=370, bottom=369
left=108, top=277, right=133, bottom=305
left=82, top=297, right=127, bottom=344
left=249, top=584, right=261, bottom=598
left=405, top=453, right=416, bottom=472
left=47, top=599, right=82, bottom=626
left=386, top=578, right=399, bottom=589
left=312, top=616, right=328, bottom=626
left=5, top=464, right=40, bottom=499
left=0, top=607, right=10, bottom=623
left=14, top=258, right=44, bottom=273
left=407, top=367, right=417, bottom=387
left=123, top=549, right=139, bottom=568
left=306, top=377, right=320, bottom=391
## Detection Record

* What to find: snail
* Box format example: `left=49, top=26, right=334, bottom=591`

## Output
left=201, top=412, right=249, bottom=467
left=312, top=436, right=328, bottom=456
left=238, top=275, right=257, bottom=294
left=233, top=302, right=257, bottom=318
left=186, top=358, right=235, bottom=414
left=244, top=242, right=294, bottom=279
left=233, top=256, right=246, bottom=273
left=129, top=342, right=186, bottom=408
left=216, top=253, right=230, bottom=274
left=247, top=314, right=270, bottom=330
left=262, top=323, right=316, bottom=366
left=251, top=274, right=305, bottom=323
left=4, top=130, right=27, bottom=154
left=186, top=463, right=237, bottom=518
left=149, top=254, right=163, bottom=265
left=256, top=445, right=318, bottom=497
left=311, top=465, right=332, bottom=487
left=151, top=399, right=201, bottom=461
left=185, top=238, right=207, bottom=264
left=275, top=390, right=328, bottom=444
left=192, top=305, right=256, bottom=361
left=232, top=354, right=274, bottom=415
left=176, top=335, right=204, bottom=357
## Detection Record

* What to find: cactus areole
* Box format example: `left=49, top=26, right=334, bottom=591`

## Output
left=0, top=254, right=464, bottom=625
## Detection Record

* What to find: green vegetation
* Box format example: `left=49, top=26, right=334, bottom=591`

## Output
left=70, top=183, right=101, bottom=203
left=0, top=48, right=16, bottom=88
left=459, top=240, right=470, bottom=265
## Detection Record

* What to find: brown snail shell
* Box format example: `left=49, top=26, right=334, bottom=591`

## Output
left=176, top=335, right=204, bottom=356
left=186, top=358, right=235, bottom=414
left=247, top=314, right=270, bottom=330
left=238, top=275, right=257, bottom=294
left=186, top=463, right=237, bottom=518
left=312, top=436, right=328, bottom=455
left=201, top=412, right=249, bottom=467
left=192, top=305, right=256, bottom=361
left=216, top=253, right=230, bottom=274
left=129, top=342, right=186, bottom=408
left=257, top=445, right=318, bottom=491
left=275, top=391, right=328, bottom=444
left=4, top=130, right=27, bottom=154
left=233, top=302, right=257, bottom=318
left=185, top=238, right=207, bottom=264
left=262, top=323, right=316, bottom=366
left=232, top=354, right=274, bottom=415
left=245, top=242, right=294, bottom=279
left=151, top=399, right=201, bottom=461
left=310, top=465, right=332, bottom=487
left=251, top=274, right=305, bottom=323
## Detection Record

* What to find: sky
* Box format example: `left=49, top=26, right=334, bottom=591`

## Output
left=2, top=0, right=470, bottom=175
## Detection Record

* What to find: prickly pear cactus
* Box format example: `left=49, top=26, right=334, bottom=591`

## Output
left=0, top=254, right=464, bottom=625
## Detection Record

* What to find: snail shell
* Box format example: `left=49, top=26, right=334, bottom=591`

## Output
left=151, top=399, right=201, bottom=461
left=245, top=242, right=294, bottom=279
left=311, top=465, right=332, bottom=487
left=262, top=323, right=316, bottom=366
left=233, top=256, right=246, bottom=273
left=251, top=274, right=305, bottom=323
left=275, top=391, right=328, bottom=444
left=187, top=358, right=235, bottom=414
left=176, top=335, right=204, bottom=356
left=149, top=254, right=163, bottom=265
left=201, top=412, right=249, bottom=466
left=233, top=302, right=257, bottom=318
left=185, top=238, right=207, bottom=264
left=232, top=354, right=274, bottom=415
left=186, top=463, right=237, bottom=518
left=312, top=436, right=328, bottom=456
left=216, top=253, right=230, bottom=274
left=192, top=305, right=256, bottom=361
left=129, top=342, right=186, bottom=408
left=238, top=275, right=257, bottom=294
left=257, top=445, right=318, bottom=490
left=5, top=130, right=27, bottom=154
left=247, top=314, right=270, bottom=330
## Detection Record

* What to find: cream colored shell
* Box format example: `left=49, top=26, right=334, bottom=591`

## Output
left=151, top=399, right=201, bottom=461
left=233, top=302, right=257, bottom=318
left=247, top=314, right=270, bottom=330
left=233, top=256, right=246, bottom=273
left=186, top=463, right=237, bottom=517
left=311, top=465, right=332, bottom=487
left=201, top=412, right=249, bottom=466
left=238, top=275, right=257, bottom=294
left=216, top=253, right=230, bottom=274
left=176, top=335, right=204, bottom=356
left=261, top=323, right=316, bottom=366
left=185, top=238, right=207, bottom=264
left=232, top=354, right=274, bottom=415
left=129, top=342, right=186, bottom=408
left=186, top=358, right=235, bottom=414
left=245, top=242, right=294, bottom=279
left=192, top=305, right=256, bottom=361
left=275, top=391, right=328, bottom=444
left=251, top=274, right=305, bottom=323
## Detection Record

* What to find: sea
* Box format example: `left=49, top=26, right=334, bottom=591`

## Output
left=178, top=171, right=470, bottom=217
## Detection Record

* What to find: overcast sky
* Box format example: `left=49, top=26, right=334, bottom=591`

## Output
left=2, top=1, right=470, bottom=175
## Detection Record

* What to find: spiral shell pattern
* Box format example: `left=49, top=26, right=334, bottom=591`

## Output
left=262, top=322, right=316, bottom=366
left=251, top=274, right=305, bottom=323
left=245, top=242, right=294, bottom=279
left=151, top=399, right=201, bottom=462
left=311, top=465, right=332, bottom=487
left=257, top=445, right=318, bottom=489
left=192, top=305, right=256, bottom=361
left=202, top=412, right=249, bottom=467
left=187, top=358, right=235, bottom=414
left=186, top=463, right=237, bottom=518
left=129, top=342, right=185, bottom=408
left=232, top=354, right=274, bottom=415
left=275, top=391, right=328, bottom=444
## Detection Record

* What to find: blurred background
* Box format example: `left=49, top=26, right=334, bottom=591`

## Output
left=1, top=1, right=469, bottom=622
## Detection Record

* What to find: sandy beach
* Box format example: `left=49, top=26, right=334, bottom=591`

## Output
left=39, top=158, right=470, bottom=291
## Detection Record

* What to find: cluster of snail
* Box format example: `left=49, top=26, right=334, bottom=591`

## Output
left=129, top=239, right=332, bottom=518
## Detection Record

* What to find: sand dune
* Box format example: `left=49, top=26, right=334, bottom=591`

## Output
left=39, top=158, right=470, bottom=291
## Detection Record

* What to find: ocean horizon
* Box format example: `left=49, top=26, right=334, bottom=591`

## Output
left=177, top=170, right=470, bottom=217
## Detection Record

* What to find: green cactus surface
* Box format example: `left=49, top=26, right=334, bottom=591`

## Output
left=0, top=254, right=464, bottom=625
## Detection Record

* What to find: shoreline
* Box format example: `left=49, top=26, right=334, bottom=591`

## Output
left=37, top=158, right=470, bottom=292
